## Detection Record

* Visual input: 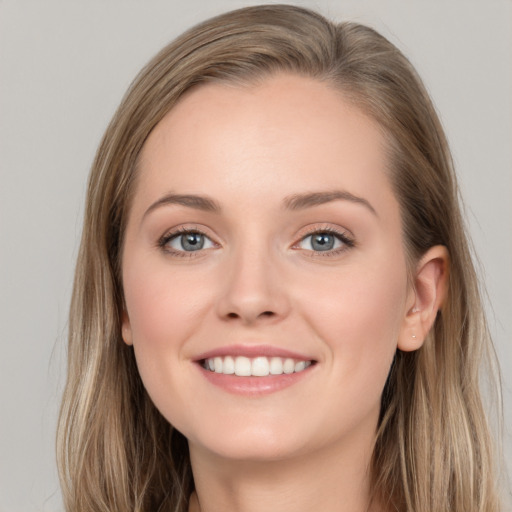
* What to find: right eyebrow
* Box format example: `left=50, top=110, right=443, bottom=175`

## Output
left=143, top=193, right=221, bottom=220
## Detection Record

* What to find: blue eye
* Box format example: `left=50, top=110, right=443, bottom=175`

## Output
left=165, top=231, right=215, bottom=252
left=298, top=231, right=352, bottom=252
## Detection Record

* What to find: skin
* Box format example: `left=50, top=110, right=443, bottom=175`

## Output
left=121, top=74, right=447, bottom=512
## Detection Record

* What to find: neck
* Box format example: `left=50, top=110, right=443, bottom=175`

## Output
left=188, top=431, right=381, bottom=512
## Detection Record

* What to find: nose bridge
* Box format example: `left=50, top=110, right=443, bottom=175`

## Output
left=217, top=231, right=289, bottom=323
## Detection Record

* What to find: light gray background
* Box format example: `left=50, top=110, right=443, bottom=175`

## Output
left=1, top=1, right=510, bottom=511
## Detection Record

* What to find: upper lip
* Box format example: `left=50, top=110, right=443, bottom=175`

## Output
left=194, top=344, right=315, bottom=362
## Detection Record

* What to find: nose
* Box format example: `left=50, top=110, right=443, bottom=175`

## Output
left=215, top=242, right=291, bottom=325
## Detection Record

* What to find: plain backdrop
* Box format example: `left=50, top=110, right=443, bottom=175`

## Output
left=0, top=1, right=511, bottom=511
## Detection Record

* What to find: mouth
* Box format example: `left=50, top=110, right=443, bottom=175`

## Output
left=200, top=355, right=315, bottom=377
left=194, top=345, right=317, bottom=395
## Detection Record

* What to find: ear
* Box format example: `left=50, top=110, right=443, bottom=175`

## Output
left=398, top=245, right=449, bottom=352
left=121, top=310, right=133, bottom=346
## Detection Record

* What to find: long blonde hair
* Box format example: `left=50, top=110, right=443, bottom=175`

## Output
left=57, top=5, right=502, bottom=511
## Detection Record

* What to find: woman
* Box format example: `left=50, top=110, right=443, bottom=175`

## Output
left=57, top=5, right=502, bottom=511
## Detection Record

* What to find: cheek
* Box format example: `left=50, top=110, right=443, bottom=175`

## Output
left=297, top=255, right=407, bottom=390
left=122, top=259, right=215, bottom=412
left=124, top=258, right=213, bottom=347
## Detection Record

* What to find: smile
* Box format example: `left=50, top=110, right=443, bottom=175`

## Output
left=202, top=356, right=313, bottom=376
left=195, top=345, right=317, bottom=395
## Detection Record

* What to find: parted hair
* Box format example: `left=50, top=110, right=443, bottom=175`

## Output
left=57, top=5, right=502, bottom=512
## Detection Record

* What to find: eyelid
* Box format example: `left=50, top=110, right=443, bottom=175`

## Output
left=157, top=225, right=220, bottom=256
left=156, top=223, right=354, bottom=257
left=292, top=225, right=355, bottom=255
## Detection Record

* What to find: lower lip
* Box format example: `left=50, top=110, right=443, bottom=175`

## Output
left=197, top=364, right=315, bottom=396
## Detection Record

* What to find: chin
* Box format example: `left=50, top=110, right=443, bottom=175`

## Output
left=188, top=422, right=309, bottom=462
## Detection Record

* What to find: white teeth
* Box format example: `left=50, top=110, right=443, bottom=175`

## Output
left=203, top=355, right=312, bottom=376
left=283, top=358, right=295, bottom=374
left=294, top=361, right=306, bottom=372
left=223, top=355, right=235, bottom=374
left=269, top=357, right=283, bottom=375
left=251, top=357, right=270, bottom=376
left=234, top=356, right=251, bottom=376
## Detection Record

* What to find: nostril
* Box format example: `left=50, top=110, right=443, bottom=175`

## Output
left=225, top=311, right=274, bottom=320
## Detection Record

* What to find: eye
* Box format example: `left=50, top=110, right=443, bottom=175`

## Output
left=162, top=230, right=216, bottom=253
left=296, top=230, right=354, bottom=253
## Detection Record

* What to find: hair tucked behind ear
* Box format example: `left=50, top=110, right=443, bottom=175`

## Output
left=57, top=5, right=503, bottom=511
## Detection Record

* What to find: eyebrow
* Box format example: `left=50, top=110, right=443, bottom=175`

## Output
left=143, top=193, right=221, bottom=219
left=143, top=189, right=377, bottom=219
left=283, top=190, right=377, bottom=216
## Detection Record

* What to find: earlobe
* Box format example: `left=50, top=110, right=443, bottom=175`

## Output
left=398, top=245, right=449, bottom=352
left=121, top=310, right=133, bottom=346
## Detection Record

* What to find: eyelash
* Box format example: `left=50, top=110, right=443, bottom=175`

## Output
left=293, top=226, right=355, bottom=257
left=157, top=226, right=216, bottom=258
left=157, top=226, right=355, bottom=258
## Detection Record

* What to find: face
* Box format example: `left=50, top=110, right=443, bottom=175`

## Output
left=121, top=74, right=414, bottom=463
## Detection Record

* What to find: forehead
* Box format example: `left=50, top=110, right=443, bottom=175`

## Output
left=134, top=74, right=395, bottom=217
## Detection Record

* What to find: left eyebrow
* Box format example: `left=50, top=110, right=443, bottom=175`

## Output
left=283, top=190, right=378, bottom=217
